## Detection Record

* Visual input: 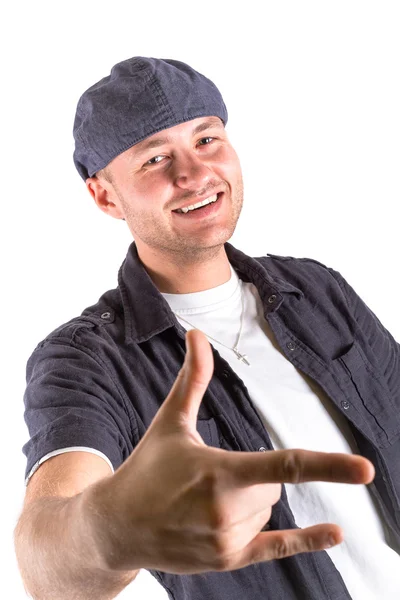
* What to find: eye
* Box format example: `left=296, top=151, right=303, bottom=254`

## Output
left=145, top=155, right=165, bottom=166
left=197, top=137, right=214, bottom=146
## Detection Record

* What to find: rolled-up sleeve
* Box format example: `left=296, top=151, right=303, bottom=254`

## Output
left=23, top=338, right=134, bottom=483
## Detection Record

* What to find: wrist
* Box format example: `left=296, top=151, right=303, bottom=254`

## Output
left=81, top=473, right=142, bottom=574
left=80, top=475, right=120, bottom=571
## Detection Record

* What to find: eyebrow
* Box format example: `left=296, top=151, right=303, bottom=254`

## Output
left=192, top=119, right=224, bottom=136
left=132, top=119, right=224, bottom=157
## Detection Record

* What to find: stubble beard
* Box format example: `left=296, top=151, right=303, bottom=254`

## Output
left=119, top=179, right=244, bottom=266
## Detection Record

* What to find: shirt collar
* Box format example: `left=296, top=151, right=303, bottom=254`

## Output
left=118, top=241, right=303, bottom=344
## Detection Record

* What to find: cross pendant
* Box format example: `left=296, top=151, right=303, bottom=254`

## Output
left=234, top=349, right=250, bottom=366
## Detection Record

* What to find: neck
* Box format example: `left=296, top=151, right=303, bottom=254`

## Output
left=137, top=244, right=232, bottom=293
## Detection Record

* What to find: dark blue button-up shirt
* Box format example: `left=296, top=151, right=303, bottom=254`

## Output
left=23, top=242, right=400, bottom=599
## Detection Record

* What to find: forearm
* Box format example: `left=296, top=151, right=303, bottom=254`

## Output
left=14, top=491, right=138, bottom=600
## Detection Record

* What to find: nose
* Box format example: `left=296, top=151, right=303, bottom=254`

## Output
left=173, top=152, right=213, bottom=190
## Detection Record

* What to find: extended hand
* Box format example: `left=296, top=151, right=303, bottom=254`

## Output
left=96, top=329, right=375, bottom=575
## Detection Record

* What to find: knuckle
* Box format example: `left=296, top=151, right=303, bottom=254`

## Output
left=273, top=535, right=291, bottom=560
left=302, top=533, right=317, bottom=553
left=281, top=450, right=303, bottom=483
left=198, top=470, right=231, bottom=531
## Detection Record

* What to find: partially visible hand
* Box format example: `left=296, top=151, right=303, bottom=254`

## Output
left=93, top=329, right=375, bottom=574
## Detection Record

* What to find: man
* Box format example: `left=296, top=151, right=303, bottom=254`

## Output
left=14, top=57, right=400, bottom=599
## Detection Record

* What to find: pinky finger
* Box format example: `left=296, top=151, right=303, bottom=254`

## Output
left=234, top=524, right=344, bottom=570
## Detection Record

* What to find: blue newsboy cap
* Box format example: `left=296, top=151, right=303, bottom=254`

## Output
left=73, top=56, right=228, bottom=181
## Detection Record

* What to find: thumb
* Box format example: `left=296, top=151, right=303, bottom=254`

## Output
left=160, top=329, right=214, bottom=430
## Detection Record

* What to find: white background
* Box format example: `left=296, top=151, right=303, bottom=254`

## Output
left=2, top=1, right=399, bottom=598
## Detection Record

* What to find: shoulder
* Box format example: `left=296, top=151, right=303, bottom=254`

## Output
left=263, top=252, right=331, bottom=270
left=30, top=287, right=123, bottom=357
left=254, top=252, right=343, bottom=290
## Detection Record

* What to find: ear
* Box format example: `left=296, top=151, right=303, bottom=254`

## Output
left=86, top=176, right=125, bottom=220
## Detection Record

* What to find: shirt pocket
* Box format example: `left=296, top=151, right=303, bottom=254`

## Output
left=196, top=418, right=221, bottom=448
left=335, top=340, right=400, bottom=447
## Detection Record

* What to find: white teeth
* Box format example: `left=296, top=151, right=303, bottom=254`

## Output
left=178, top=194, right=218, bottom=213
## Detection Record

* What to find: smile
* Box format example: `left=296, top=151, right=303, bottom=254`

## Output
left=172, top=193, right=223, bottom=219
left=174, top=194, right=219, bottom=214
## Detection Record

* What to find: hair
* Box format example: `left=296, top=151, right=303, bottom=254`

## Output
left=95, top=166, right=113, bottom=184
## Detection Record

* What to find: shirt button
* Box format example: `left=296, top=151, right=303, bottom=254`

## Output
left=341, top=400, right=351, bottom=410
left=287, top=341, right=296, bottom=351
left=268, top=294, right=277, bottom=304
left=259, top=446, right=267, bottom=452
left=100, top=312, right=111, bottom=320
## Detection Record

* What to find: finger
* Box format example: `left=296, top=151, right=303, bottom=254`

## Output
left=158, top=329, right=214, bottom=429
left=223, top=448, right=375, bottom=486
left=231, top=524, right=344, bottom=570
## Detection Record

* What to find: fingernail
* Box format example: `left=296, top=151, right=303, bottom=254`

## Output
left=325, top=533, right=338, bottom=548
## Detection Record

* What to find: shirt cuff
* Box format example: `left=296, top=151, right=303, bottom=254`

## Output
left=25, top=446, right=114, bottom=486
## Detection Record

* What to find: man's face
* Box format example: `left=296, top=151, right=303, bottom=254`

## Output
left=89, top=116, right=244, bottom=264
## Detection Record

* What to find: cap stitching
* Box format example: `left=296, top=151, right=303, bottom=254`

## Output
left=148, top=71, right=175, bottom=122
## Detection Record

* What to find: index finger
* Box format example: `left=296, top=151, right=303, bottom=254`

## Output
left=222, top=448, right=375, bottom=487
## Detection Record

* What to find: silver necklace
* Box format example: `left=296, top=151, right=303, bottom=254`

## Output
left=173, top=280, right=250, bottom=366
